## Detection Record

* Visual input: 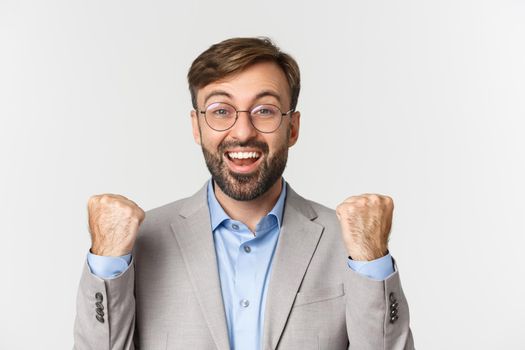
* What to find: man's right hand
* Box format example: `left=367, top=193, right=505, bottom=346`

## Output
left=87, top=194, right=145, bottom=256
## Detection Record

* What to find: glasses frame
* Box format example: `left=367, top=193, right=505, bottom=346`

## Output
left=197, top=102, right=294, bottom=134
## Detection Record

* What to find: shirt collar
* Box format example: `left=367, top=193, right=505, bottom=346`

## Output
left=206, top=177, right=287, bottom=232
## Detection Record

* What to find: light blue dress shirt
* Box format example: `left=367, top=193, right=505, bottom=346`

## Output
left=87, top=178, right=395, bottom=349
left=207, top=178, right=286, bottom=350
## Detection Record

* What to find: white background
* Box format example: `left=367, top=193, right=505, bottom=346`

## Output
left=1, top=0, right=524, bottom=349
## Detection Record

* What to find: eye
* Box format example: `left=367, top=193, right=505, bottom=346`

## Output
left=258, top=108, right=272, bottom=115
left=207, top=103, right=234, bottom=118
left=215, top=109, right=229, bottom=115
left=252, top=105, right=279, bottom=117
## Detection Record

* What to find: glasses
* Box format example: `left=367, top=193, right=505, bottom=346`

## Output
left=198, top=102, right=293, bottom=133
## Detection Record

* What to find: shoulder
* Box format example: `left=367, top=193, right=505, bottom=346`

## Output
left=307, top=198, right=337, bottom=219
left=306, top=198, right=341, bottom=235
left=137, top=182, right=208, bottom=239
left=141, top=181, right=208, bottom=229
left=134, top=198, right=186, bottom=247
left=133, top=190, right=205, bottom=257
left=285, top=185, right=341, bottom=242
left=286, top=188, right=349, bottom=269
left=285, top=183, right=338, bottom=225
left=142, top=197, right=187, bottom=226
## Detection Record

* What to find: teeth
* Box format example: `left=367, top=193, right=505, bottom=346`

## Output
left=228, top=152, right=261, bottom=159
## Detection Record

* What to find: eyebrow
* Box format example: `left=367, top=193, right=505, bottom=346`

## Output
left=203, top=89, right=283, bottom=107
left=203, top=90, right=232, bottom=106
left=255, top=90, right=282, bottom=104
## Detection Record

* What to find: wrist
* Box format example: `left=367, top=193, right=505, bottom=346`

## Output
left=347, top=247, right=389, bottom=261
left=90, top=245, right=131, bottom=257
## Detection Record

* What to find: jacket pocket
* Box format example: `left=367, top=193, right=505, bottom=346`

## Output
left=293, top=283, right=345, bottom=307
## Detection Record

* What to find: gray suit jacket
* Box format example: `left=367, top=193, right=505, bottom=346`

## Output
left=74, top=181, right=415, bottom=349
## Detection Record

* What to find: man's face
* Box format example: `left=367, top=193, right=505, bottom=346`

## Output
left=191, top=61, right=300, bottom=201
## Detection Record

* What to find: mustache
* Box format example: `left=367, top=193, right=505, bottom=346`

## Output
left=218, top=139, right=269, bottom=155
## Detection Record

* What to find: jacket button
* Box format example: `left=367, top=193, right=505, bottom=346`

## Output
left=389, top=292, right=397, bottom=303
left=390, top=308, right=398, bottom=317
left=96, top=308, right=105, bottom=317
left=390, top=315, right=399, bottom=323
left=96, top=302, right=104, bottom=310
left=95, top=292, right=103, bottom=303
left=96, top=314, right=105, bottom=323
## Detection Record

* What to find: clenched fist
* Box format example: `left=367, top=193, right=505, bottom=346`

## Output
left=87, top=194, right=145, bottom=256
left=336, top=194, right=393, bottom=261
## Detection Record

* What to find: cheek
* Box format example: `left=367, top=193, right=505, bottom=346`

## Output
left=200, top=131, right=224, bottom=150
left=268, top=132, right=289, bottom=151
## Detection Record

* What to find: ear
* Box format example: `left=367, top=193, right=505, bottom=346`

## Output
left=190, top=110, right=202, bottom=145
left=288, top=111, right=301, bottom=147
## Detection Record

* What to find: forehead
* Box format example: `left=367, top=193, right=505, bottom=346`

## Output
left=197, top=61, right=291, bottom=107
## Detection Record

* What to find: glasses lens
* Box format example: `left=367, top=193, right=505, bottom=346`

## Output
left=205, top=103, right=236, bottom=131
left=251, top=104, right=282, bottom=132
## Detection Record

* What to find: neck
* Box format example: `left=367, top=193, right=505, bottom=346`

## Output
left=214, top=177, right=283, bottom=233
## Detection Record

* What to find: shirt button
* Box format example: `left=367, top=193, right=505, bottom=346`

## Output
left=240, top=299, right=250, bottom=308
left=232, top=224, right=239, bottom=230
left=244, top=245, right=251, bottom=253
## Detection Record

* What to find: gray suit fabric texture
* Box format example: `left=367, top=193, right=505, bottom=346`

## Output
left=74, top=181, right=415, bottom=349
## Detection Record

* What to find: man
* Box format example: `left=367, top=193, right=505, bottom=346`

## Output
left=74, top=37, right=415, bottom=350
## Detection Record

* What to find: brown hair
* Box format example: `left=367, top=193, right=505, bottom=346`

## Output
left=187, top=37, right=301, bottom=111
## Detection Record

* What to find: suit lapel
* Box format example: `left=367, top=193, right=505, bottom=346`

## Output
left=262, top=184, right=324, bottom=350
left=170, top=183, right=230, bottom=350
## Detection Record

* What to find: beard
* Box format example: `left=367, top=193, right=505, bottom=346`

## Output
left=201, top=137, right=288, bottom=201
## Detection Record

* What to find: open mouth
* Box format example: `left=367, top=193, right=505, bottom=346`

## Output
left=224, top=150, right=263, bottom=174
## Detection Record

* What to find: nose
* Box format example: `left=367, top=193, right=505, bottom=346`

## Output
left=228, top=111, right=258, bottom=141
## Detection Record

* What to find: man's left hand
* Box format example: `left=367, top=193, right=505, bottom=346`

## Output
left=336, top=194, right=394, bottom=261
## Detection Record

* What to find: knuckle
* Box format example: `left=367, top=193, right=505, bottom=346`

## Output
left=369, top=194, right=380, bottom=201
left=356, top=197, right=367, bottom=206
left=336, top=208, right=347, bottom=220
left=129, top=215, right=141, bottom=224
left=342, top=195, right=355, bottom=202
left=88, top=194, right=102, bottom=204
left=384, top=195, right=394, bottom=206
left=336, top=202, right=350, bottom=212
left=99, top=194, right=113, bottom=204
left=338, top=205, right=358, bottom=220
left=121, top=205, right=134, bottom=215
left=134, top=207, right=145, bottom=220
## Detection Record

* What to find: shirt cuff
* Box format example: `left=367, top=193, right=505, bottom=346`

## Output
left=87, top=251, right=132, bottom=279
left=347, top=252, right=395, bottom=281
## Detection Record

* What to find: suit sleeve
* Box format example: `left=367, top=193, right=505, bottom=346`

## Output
left=87, top=252, right=132, bottom=279
left=344, top=258, right=415, bottom=349
left=347, top=252, right=395, bottom=281
left=73, top=259, right=136, bottom=350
